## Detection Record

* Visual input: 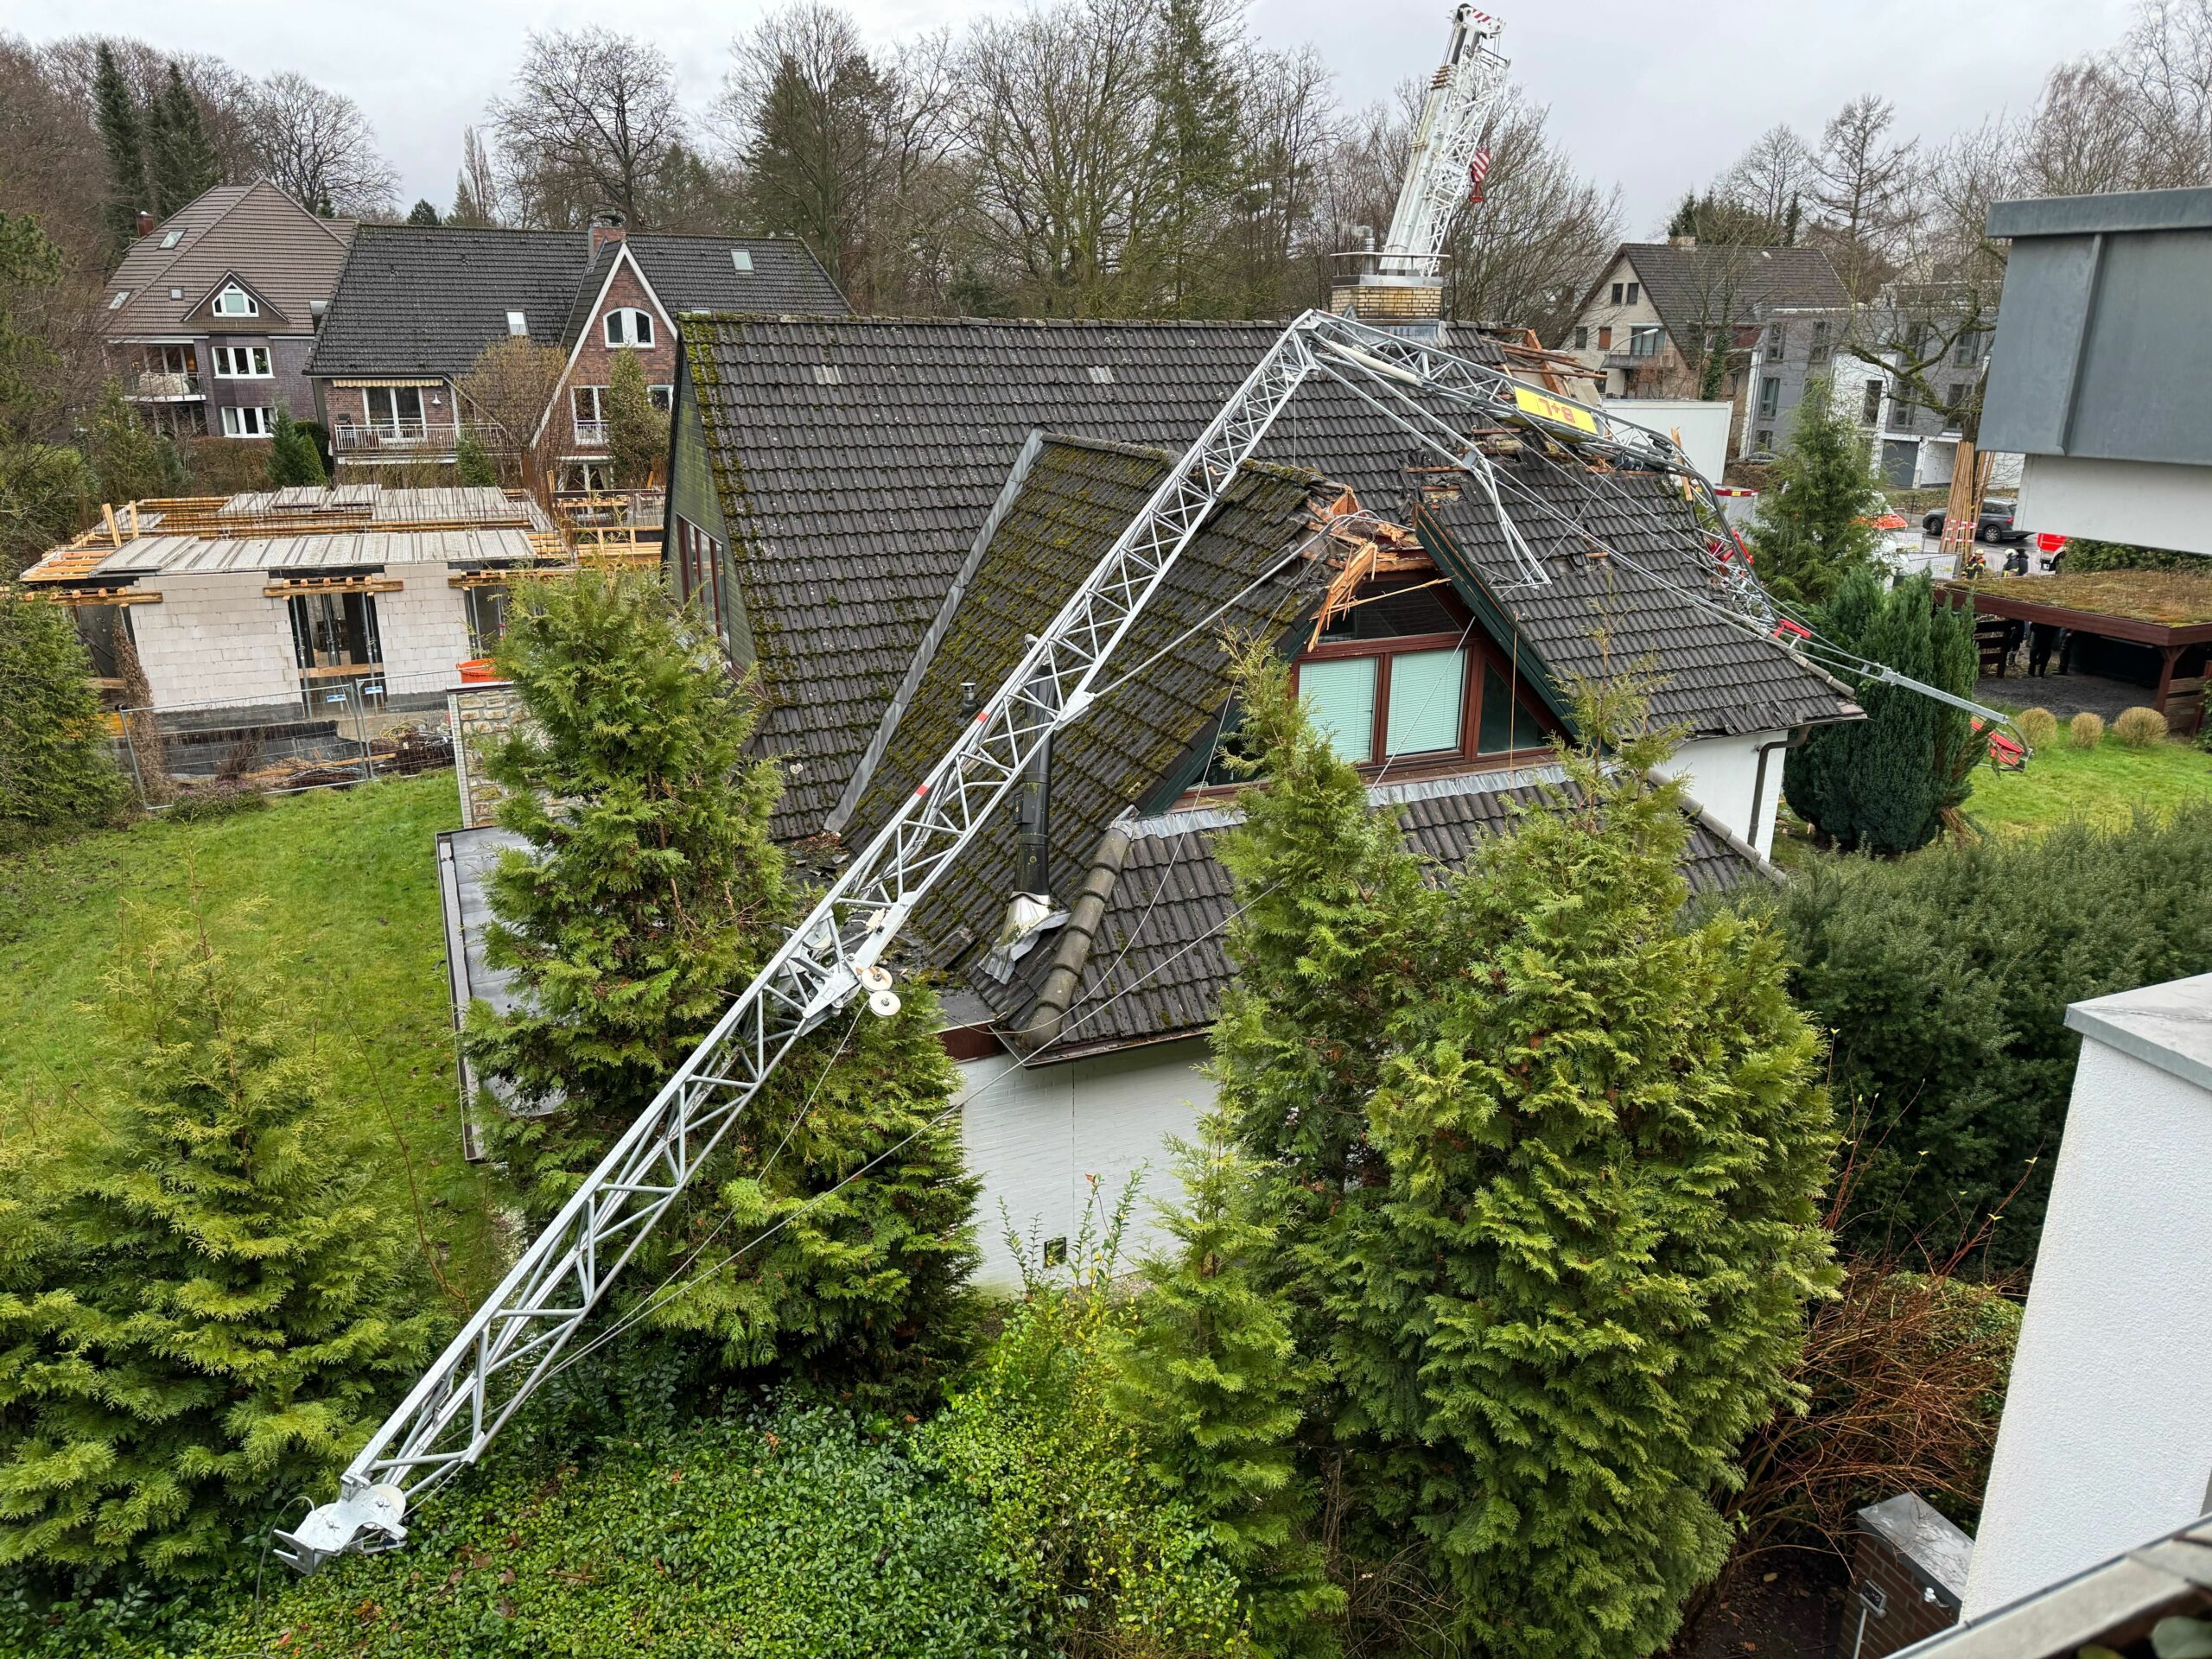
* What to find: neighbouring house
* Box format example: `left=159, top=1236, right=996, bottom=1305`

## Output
left=563, top=314, right=1858, bottom=1282
left=1824, top=286, right=2012, bottom=491
left=1554, top=238, right=1850, bottom=453
left=18, top=486, right=557, bottom=735
left=1957, top=971, right=2212, bottom=1626
left=1736, top=302, right=1853, bottom=458
left=1981, top=185, right=2212, bottom=556
left=100, top=181, right=355, bottom=442
left=306, top=213, right=849, bottom=491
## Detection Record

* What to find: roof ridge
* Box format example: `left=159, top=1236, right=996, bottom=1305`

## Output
left=683, top=312, right=1307, bottom=331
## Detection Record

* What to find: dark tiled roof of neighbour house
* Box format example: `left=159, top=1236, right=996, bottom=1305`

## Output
left=831, top=433, right=1785, bottom=1061
left=105, top=181, right=355, bottom=339
left=309, top=228, right=847, bottom=379
left=1615, top=242, right=1850, bottom=345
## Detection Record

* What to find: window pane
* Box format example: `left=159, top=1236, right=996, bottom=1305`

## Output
left=1384, top=647, right=1464, bottom=755
left=1478, top=662, right=1526, bottom=753
left=1300, top=658, right=1376, bottom=762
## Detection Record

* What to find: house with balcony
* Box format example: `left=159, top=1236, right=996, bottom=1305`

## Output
left=305, top=216, right=849, bottom=491
left=1554, top=238, right=1849, bottom=454
left=100, top=181, right=355, bottom=442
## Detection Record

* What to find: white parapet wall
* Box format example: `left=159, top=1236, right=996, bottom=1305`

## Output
left=955, top=1036, right=1216, bottom=1292
left=1963, top=971, right=2212, bottom=1619
left=128, top=571, right=300, bottom=709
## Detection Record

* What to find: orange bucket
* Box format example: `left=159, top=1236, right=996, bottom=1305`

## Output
left=458, top=658, right=501, bottom=683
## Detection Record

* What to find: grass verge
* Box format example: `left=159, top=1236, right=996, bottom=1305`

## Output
left=0, top=772, right=503, bottom=1300
left=1964, top=733, right=2212, bottom=835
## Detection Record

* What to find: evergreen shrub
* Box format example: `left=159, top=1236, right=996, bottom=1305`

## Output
left=0, top=585, right=124, bottom=847
left=2113, top=706, right=2168, bottom=747
left=1772, top=805, right=2212, bottom=1270
left=2069, top=710, right=2105, bottom=748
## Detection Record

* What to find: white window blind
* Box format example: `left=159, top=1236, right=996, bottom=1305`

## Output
left=1384, top=648, right=1465, bottom=755
left=1300, top=658, right=1376, bottom=761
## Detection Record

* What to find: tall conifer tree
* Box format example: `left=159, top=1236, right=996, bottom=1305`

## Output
left=92, top=45, right=148, bottom=262
left=148, top=64, right=219, bottom=218
left=1745, top=375, right=1884, bottom=606
left=0, top=584, right=123, bottom=844
left=0, top=914, right=435, bottom=1579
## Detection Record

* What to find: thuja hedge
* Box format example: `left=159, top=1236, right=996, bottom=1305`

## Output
left=1771, top=804, right=2212, bottom=1272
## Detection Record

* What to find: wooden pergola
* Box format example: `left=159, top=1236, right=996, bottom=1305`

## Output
left=1936, top=576, right=2211, bottom=734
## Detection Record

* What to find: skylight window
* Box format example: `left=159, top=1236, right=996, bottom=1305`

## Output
left=506, top=310, right=528, bottom=336
left=109, top=290, right=129, bottom=309
left=160, top=229, right=182, bottom=249
left=730, top=250, right=753, bottom=273
left=1088, top=365, right=1115, bottom=385
left=169, top=287, right=183, bottom=300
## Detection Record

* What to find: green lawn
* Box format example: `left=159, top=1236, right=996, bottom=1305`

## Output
left=0, top=773, right=505, bottom=1301
left=1965, top=733, right=2212, bottom=834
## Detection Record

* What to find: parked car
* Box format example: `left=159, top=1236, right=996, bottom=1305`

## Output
left=1922, top=498, right=2027, bottom=543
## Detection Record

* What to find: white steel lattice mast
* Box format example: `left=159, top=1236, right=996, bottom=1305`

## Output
left=1333, top=5, right=1510, bottom=331
left=277, top=308, right=2024, bottom=1573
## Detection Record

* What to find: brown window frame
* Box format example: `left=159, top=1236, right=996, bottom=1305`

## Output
left=1289, top=627, right=1560, bottom=776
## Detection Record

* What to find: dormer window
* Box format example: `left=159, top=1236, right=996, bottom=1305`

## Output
left=605, top=308, right=655, bottom=347
left=506, top=310, right=528, bottom=336
left=160, top=229, right=182, bottom=249
left=730, top=250, right=753, bottom=273
left=213, top=284, right=258, bottom=317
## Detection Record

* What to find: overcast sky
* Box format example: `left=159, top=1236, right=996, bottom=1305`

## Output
left=15, top=0, right=2143, bottom=231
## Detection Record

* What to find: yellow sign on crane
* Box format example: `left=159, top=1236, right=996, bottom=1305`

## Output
left=1511, top=384, right=1599, bottom=436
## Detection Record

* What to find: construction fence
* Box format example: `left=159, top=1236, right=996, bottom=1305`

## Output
left=117, top=667, right=468, bottom=810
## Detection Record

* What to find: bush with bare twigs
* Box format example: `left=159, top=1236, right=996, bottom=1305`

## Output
left=2069, top=710, right=2105, bottom=748
left=2016, top=707, right=2058, bottom=750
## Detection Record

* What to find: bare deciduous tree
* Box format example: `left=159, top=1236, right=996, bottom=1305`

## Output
left=1441, top=89, right=1621, bottom=338
left=1721, top=124, right=1815, bottom=242
left=1811, top=94, right=1917, bottom=300
left=449, top=124, right=503, bottom=228
left=490, top=27, right=688, bottom=229
left=253, top=72, right=397, bottom=217
left=454, top=336, right=567, bottom=499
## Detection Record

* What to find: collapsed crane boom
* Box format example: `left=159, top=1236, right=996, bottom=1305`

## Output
left=278, top=310, right=2023, bottom=1573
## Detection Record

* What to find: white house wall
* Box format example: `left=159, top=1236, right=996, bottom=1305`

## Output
left=1965, top=982, right=2212, bottom=1618
left=957, top=1037, right=1215, bottom=1293
left=1655, top=729, right=1787, bottom=859
left=378, top=565, right=477, bottom=690
left=2015, top=454, right=2212, bottom=556
left=129, top=571, right=298, bottom=709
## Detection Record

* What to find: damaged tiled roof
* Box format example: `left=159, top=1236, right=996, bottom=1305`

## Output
left=838, top=433, right=1337, bottom=967
left=1415, top=463, right=1858, bottom=736
left=995, top=768, right=1772, bottom=1061
left=678, top=315, right=1509, bottom=837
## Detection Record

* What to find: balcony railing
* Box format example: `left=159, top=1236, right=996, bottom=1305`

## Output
left=333, top=419, right=490, bottom=454
left=128, top=371, right=202, bottom=399
left=572, top=418, right=608, bottom=447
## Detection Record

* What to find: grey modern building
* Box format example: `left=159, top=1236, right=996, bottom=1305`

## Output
left=1982, top=187, right=2212, bottom=556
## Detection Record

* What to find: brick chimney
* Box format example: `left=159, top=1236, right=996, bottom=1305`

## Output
left=136, top=210, right=156, bottom=238
left=588, top=207, right=626, bottom=262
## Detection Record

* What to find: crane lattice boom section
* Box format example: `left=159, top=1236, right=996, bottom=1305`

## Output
left=276, top=309, right=2018, bottom=1574
left=1378, top=4, right=1510, bottom=279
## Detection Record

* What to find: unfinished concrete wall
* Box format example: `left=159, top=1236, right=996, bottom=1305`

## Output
left=377, top=566, right=475, bottom=690
left=955, top=1037, right=1214, bottom=1293
left=130, top=571, right=298, bottom=709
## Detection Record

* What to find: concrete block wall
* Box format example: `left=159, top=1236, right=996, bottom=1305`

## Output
left=377, top=565, right=476, bottom=691
left=130, top=571, right=298, bottom=708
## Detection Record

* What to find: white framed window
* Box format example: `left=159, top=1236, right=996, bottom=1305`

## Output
left=1628, top=324, right=1662, bottom=358
left=506, top=310, right=528, bottom=336
left=573, top=385, right=607, bottom=443
left=168, top=287, right=183, bottom=300
left=220, top=405, right=274, bottom=438
left=730, top=250, right=753, bottom=273
left=160, top=229, right=182, bottom=249
left=649, top=384, right=673, bottom=412
left=211, top=345, right=271, bottom=378
left=212, top=284, right=258, bottom=317
left=604, top=307, right=655, bottom=347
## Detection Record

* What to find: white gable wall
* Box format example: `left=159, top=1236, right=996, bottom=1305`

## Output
left=1654, top=728, right=1789, bottom=859
left=957, top=1038, right=1215, bottom=1292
